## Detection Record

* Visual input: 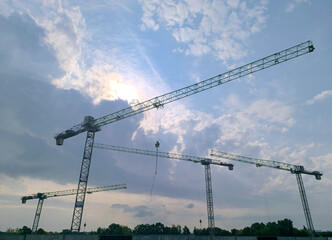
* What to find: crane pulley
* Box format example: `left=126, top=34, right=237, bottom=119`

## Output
left=150, top=141, right=160, bottom=202
left=54, top=40, right=315, bottom=232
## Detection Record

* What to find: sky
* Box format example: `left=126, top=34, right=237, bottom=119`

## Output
left=0, top=0, right=331, bottom=233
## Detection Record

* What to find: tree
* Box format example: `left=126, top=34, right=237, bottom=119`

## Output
left=98, top=223, right=132, bottom=236
left=134, top=224, right=153, bottom=234
left=293, top=226, right=309, bottom=237
left=5, top=228, right=20, bottom=234
left=183, top=226, right=190, bottom=235
left=263, top=222, right=278, bottom=236
left=241, top=226, right=251, bottom=236
left=318, top=231, right=332, bottom=237
left=36, top=228, right=47, bottom=234
left=164, top=225, right=181, bottom=234
left=231, top=228, right=240, bottom=236
left=250, top=222, right=265, bottom=236
left=61, top=229, right=71, bottom=234
left=277, top=219, right=294, bottom=236
left=133, top=223, right=184, bottom=235
left=193, top=227, right=209, bottom=235
left=214, top=227, right=231, bottom=236
left=153, top=222, right=165, bottom=234
left=20, top=226, right=32, bottom=235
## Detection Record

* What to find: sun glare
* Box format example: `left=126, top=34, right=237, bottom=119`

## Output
left=109, top=80, right=140, bottom=105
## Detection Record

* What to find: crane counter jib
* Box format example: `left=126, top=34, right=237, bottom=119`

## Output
left=54, top=40, right=315, bottom=146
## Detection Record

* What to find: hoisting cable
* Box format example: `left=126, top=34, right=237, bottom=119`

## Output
left=150, top=141, right=160, bottom=203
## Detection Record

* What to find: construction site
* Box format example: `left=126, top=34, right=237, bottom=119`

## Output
left=2, top=41, right=327, bottom=240
left=1, top=2, right=331, bottom=240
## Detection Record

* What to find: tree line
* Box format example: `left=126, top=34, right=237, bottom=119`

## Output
left=2, top=219, right=332, bottom=237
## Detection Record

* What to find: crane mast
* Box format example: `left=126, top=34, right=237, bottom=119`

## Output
left=93, top=143, right=233, bottom=237
left=54, top=41, right=314, bottom=232
left=203, top=162, right=215, bottom=237
left=210, top=150, right=322, bottom=239
left=22, top=184, right=126, bottom=233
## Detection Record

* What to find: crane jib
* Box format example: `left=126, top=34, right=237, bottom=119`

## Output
left=54, top=41, right=314, bottom=145
left=209, top=149, right=322, bottom=179
left=93, top=143, right=233, bottom=170
left=21, top=184, right=127, bottom=203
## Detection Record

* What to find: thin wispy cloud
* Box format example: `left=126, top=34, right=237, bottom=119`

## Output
left=285, top=0, right=309, bottom=13
left=306, top=90, right=332, bottom=105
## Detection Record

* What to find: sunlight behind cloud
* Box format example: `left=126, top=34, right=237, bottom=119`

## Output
left=20, top=1, right=162, bottom=106
left=85, top=65, right=140, bottom=105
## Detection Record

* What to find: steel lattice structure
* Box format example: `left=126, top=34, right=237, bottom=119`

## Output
left=94, top=143, right=233, bottom=168
left=22, top=184, right=126, bottom=232
left=94, top=143, right=233, bottom=237
left=210, top=150, right=322, bottom=239
left=203, top=163, right=215, bottom=237
left=54, top=41, right=314, bottom=232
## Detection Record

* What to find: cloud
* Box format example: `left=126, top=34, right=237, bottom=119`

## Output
left=212, top=96, right=295, bottom=149
left=311, top=153, right=332, bottom=181
left=0, top=13, right=60, bottom=79
left=40, top=4, right=87, bottom=90
left=186, top=203, right=194, bottom=209
left=3, top=1, right=168, bottom=106
left=111, top=204, right=153, bottom=218
left=139, top=0, right=268, bottom=62
left=0, top=12, right=147, bottom=185
left=132, top=94, right=296, bottom=183
left=285, top=0, right=309, bottom=13
left=306, top=90, right=332, bottom=105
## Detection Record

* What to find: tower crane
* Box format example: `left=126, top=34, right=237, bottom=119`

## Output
left=54, top=41, right=314, bottom=232
left=210, top=150, right=322, bottom=239
left=22, top=184, right=127, bottom=233
left=93, top=143, right=233, bottom=237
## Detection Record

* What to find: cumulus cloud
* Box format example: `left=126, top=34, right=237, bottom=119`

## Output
left=306, top=90, right=332, bottom=105
left=134, top=93, right=295, bottom=165
left=212, top=96, right=295, bottom=149
left=139, top=0, right=267, bottom=62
